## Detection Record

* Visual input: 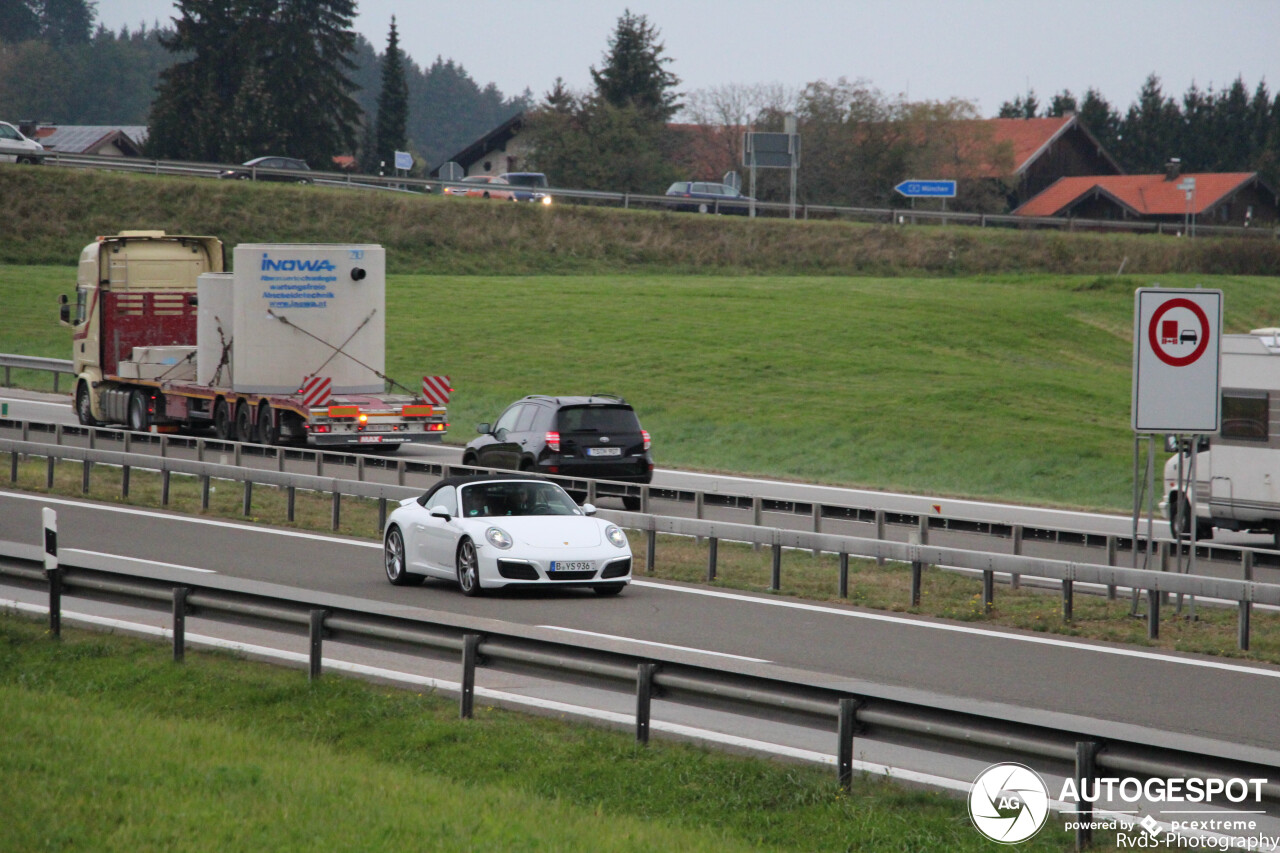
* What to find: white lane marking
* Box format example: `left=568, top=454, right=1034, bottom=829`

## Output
left=64, top=547, right=215, bottom=574
left=0, top=397, right=69, bottom=408
left=536, top=625, right=770, bottom=663
left=7, top=490, right=1280, bottom=680
left=1, top=491, right=375, bottom=547
left=630, top=580, right=1280, bottom=679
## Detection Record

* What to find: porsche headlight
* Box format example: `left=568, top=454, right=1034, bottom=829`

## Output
left=485, top=527, right=513, bottom=549
left=606, top=525, right=627, bottom=549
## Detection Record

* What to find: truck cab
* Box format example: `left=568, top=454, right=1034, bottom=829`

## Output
left=61, top=231, right=224, bottom=425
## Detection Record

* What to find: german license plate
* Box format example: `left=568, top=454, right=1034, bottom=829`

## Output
left=357, top=435, right=382, bottom=443
left=365, top=424, right=392, bottom=432
left=550, top=561, right=593, bottom=572
left=587, top=447, right=621, bottom=457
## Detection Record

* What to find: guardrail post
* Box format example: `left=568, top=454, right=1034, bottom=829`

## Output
left=287, top=486, right=296, bottom=522
left=121, top=463, right=130, bottom=498
left=55, top=423, right=62, bottom=446
left=460, top=634, right=481, bottom=719
left=1062, top=579, right=1074, bottom=622
left=172, top=587, right=189, bottom=663
left=88, top=429, right=96, bottom=450
left=80, top=458, right=90, bottom=494
left=356, top=456, right=365, bottom=481
left=1239, top=595, right=1252, bottom=652
left=770, top=539, right=782, bottom=591
left=811, top=503, right=822, bottom=556
left=200, top=475, right=210, bottom=510
left=838, top=552, right=850, bottom=598
left=706, top=537, right=718, bottom=582
left=1011, top=524, right=1023, bottom=589
left=123, top=431, right=131, bottom=453
left=160, top=436, right=168, bottom=458
left=910, top=561, right=923, bottom=607
left=1074, top=741, right=1102, bottom=851
left=586, top=479, right=597, bottom=506
left=983, top=571, right=994, bottom=614
left=234, top=443, right=242, bottom=467
left=695, top=491, right=704, bottom=520
left=874, top=510, right=886, bottom=565
left=196, top=439, right=205, bottom=462
left=641, top=485, right=651, bottom=514
left=9, top=448, right=17, bottom=483
left=917, top=515, right=929, bottom=545
left=636, top=663, right=657, bottom=745
left=276, top=448, right=285, bottom=472
left=1106, top=535, right=1118, bottom=599
left=242, top=480, right=253, bottom=516
left=315, top=451, right=323, bottom=476
left=646, top=524, right=656, bottom=575
left=396, top=459, right=405, bottom=486
left=837, top=697, right=860, bottom=791
left=161, top=470, right=171, bottom=506
left=43, top=508, right=60, bottom=638
left=331, top=491, right=341, bottom=531
left=1242, top=549, right=1254, bottom=583
left=1147, top=588, right=1160, bottom=639
left=377, top=498, right=387, bottom=536
left=752, top=497, right=763, bottom=552
left=46, top=455, right=54, bottom=489
left=308, top=609, right=326, bottom=681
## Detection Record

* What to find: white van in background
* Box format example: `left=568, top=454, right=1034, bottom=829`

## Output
left=1163, top=329, right=1280, bottom=543
left=0, top=121, right=45, bottom=163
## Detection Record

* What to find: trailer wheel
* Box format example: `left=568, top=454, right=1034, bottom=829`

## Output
left=127, top=390, right=150, bottom=432
left=1171, top=492, right=1214, bottom=541
left=235, top=402, right=256, bottom=443
left=257, top=403, right=278, bottom=445
left=213, top=399, right=233, bottom=440
left=75, top=382, right=98, bottom=427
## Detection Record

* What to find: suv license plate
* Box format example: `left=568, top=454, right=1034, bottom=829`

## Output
left=550, top=561, right=593, bottom=572
left=587, top=447, right=622, bottom=457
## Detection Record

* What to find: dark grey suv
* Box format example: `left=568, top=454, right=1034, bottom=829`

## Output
left=463, top=395, right=652, bottom=509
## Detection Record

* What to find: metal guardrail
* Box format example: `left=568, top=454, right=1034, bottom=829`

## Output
left=0, top=354, right=74, bottom=393
left=3, top=431, right=1279, bottom=650
left=22, top=151, right=1279, bottom=238
left=1, top=536, right=1277, bottom=834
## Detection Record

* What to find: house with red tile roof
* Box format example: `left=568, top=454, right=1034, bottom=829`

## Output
left=1014, top=168, right=1278, bottom=226
left=964, top=115, right=1122, bottom=206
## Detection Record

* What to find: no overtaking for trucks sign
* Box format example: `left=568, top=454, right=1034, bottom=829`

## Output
left=1132, top=287, right=1222, bottom=433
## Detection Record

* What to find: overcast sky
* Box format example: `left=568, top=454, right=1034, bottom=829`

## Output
left=96, top=0, right=1280, bottom=117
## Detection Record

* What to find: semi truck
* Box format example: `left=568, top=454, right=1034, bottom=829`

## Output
left=1162, top=329, right=1280, bottom=542
left=59, top=231, right=449, bottom=449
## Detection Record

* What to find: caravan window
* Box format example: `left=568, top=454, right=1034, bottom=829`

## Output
left=1221, top=390, right=1269, bottom=441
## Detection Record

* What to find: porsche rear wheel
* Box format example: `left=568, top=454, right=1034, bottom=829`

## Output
left=457, top=538, right=482, bottom=596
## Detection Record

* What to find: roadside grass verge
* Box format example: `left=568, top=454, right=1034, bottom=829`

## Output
left=8, top=265, right=1280, bottom=510
left=2, top=612, right=1103, bottom=852
left=6, top=454, right=1278, bottom=667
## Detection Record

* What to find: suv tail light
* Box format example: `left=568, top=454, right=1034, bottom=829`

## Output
left=546, top=431, right=561, bottom=452
left=641, top=429, right=650, bottom=451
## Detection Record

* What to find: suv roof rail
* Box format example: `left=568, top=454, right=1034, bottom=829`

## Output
left=587, top=393, right=626, bottom=403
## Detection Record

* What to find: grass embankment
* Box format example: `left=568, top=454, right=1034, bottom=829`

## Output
left=3, top=165, right=1279, bottom=275
left=9, top=457, right=1279, bottom=666
left=6, top=612, right=1106, bottom=853
left=7, top=264, right=1280, bottom=509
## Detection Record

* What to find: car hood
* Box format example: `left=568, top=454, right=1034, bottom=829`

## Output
left=479, top=516, right=602, bottom=549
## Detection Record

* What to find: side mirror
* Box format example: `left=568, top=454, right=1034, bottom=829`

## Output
left=476, top=422, right=491, bottom=435
left=58, top=295, right=70, bottom=326
left=581, top=503, right=597, bottom=516
left=429, top=505, right=451, bottom=521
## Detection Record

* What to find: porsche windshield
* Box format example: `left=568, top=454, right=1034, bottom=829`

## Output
left=459, top=482, right=580, bottom=518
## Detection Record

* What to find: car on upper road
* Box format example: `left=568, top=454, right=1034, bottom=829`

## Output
left=219, top=156, right=313, bottom=183
left=497, top=171, right=552, bottom=205
left=0, top=120, right=45, bottom=164
left=451, top=174, right=512, bottom=200
left=383, top=475, right=633, bottom=595
left=664, top=180, right=754, bottom=215
left=463, top=395, right=653, bottom=510
left=444, top=175, right=494, bottom=197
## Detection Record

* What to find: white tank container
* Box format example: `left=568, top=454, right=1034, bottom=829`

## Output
left=226, top=244, right=386, bottom=394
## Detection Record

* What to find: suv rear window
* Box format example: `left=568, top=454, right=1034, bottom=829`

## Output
left=556, top=405, right=641, bottom=433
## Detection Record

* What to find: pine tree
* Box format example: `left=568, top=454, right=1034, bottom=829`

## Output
left=372, top=16, right=409, bottom=173
left=590, top=9, right=680, bottom=121
left=1046, top=90, right=1077, bottom=117
left=1118, top=74, right=1181, bottom=172
left=0, top=0, right=41, bottom=43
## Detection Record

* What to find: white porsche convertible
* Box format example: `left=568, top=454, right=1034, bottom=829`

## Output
left=383, top=475, right=633, bottom=596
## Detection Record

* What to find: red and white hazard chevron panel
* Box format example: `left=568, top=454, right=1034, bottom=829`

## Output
left=300, top=376, right=332, bottom=409
left=421, top=375, right=452, bottom=406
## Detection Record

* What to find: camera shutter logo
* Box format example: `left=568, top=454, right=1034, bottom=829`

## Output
left=968, top=763, right=1050, bottom=844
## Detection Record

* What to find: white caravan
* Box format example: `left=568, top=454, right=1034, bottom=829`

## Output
left=1162, top=329, right=1280, bottom=542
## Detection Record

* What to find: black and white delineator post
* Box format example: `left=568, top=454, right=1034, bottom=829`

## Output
left=43, top=507, right=62, bottom=637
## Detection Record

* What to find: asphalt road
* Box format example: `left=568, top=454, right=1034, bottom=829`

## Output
left=3, top=488, right=1279, bottom=759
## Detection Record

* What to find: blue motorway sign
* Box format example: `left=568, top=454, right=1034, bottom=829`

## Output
left=894, top=179, right=957, bottom=198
